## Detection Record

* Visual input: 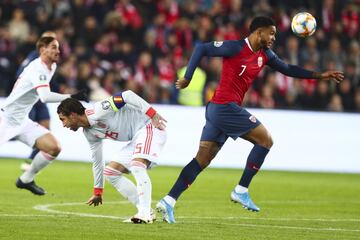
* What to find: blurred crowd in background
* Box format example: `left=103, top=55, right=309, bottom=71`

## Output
left=0, top=0, right=359, bottom=112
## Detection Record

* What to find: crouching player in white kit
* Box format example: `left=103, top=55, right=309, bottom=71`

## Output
left=57, top=90, right=167, bottom=224
left=0, top=36, right=88, bottom=195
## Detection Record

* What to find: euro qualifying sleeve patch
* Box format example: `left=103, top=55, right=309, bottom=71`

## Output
left=109, top=92, right=126, bottom=111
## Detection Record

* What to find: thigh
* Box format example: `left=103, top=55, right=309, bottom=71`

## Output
left=111, top=124, right=167, bottom=170
left=0, top=115, right=21, bottom=145
left=33, top=132, right=59, bottom=153
left=17, top=119, right=50, bottom=148
left=241, top=123, right=272, bottom=147
left=207, top=102, right=261, bottom=140
left=200, top=118, right=228, bottom=147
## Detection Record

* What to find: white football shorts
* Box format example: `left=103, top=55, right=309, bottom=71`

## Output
left=0, top=113, right=49, bottom=147
left=110, top=123, right=167, bottom=169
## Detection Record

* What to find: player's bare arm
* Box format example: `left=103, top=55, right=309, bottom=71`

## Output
left=87, top=195, right=102, bottom=207
left=175, top=77, right=191, bottom=89
left=313, top=71, right=344, bottom=83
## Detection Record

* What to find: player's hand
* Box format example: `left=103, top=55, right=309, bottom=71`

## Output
left=151, top=112, right=167, bottom=130
left=175, top=77, right=190, bottom=89
left=319, top=71, right=344, bottom=84
left=71, top=89, right=89, bottom=102
left=86, top=195, right=102, bottom=207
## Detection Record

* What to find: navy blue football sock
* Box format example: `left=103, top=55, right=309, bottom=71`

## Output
left=29, top=148, right=40, bottom=160
left=168, top=158, right=203, bottom=200
left=239, top=144, right=269, bottom=188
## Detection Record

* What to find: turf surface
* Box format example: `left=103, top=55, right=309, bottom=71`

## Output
left=0, top=158, right=359, bottom=240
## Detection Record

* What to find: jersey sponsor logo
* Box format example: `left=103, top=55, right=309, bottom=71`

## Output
left=257, top=57, right=263, bottom=67
left=101, top=100, right=111, bottom=110
left=214, top=41, right=223, bottom=47
left=39, top=75, right=47, bottom=81
left=249, top=115, right=257, bottom=123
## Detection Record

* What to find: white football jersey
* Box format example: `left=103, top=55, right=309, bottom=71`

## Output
left=82, top=91, right=156, bottom=189
left=83, top=100, right=150, bottom=144
left=1, top=57, right=56, bottom=125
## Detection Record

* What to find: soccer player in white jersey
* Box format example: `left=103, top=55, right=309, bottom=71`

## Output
left=0, top=36, right=88, bottom=195
left=57, top=90, right=167, bottom=224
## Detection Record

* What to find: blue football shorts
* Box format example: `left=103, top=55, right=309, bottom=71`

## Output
left=200, top=102, right=261, bottom=146
left=29, top=101, right=50, bottom=122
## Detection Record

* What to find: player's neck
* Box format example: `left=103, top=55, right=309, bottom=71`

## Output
left=247, top=35, right=261, bottom=52
left=79, top=115, right=91, bottom=128
left=40, top=55, right=53, bottom=71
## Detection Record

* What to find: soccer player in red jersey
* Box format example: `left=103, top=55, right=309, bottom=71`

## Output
left=156, top=16, right=344, bottom=223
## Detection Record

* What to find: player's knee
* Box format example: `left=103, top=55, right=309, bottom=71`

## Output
left=196, top=142, right=220, bottom=168
left=47, top=144, right=61, bottom=157
left=263, top=135, right=274, bottom=149
left=104, top=166, right=122, bottom=181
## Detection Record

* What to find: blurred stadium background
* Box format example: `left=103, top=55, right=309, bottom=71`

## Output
left=0, top=1, right=360, bottom=239
left=0, top=0, right=359, bottom=111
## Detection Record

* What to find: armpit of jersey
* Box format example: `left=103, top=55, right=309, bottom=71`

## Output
left=109, top=92, right=126, bottom=111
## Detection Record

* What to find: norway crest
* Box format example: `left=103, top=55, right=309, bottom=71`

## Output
left=257, top=57, right=263, bottom=67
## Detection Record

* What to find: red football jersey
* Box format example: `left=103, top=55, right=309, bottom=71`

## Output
left=211, top=40, right=269, bottom=105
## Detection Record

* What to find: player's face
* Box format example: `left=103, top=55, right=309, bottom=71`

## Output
left=58, top=113, right=80, bottom=131
left=259, top=26, right=276, bottom=49
left=42, top=40, right=60, bottom=63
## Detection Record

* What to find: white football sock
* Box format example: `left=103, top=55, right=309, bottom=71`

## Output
left=104, top=166, right=139, bottom=207
left=130, top=162, right=152, bottom=219
left=235, top=184, right=248, bottom=194
left=20, top=151, right=54, bottom=183
left=164, top=195, right=176, bottom=208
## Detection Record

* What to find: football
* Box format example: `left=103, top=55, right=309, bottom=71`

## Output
left=291, top=12, right=317, bottom=37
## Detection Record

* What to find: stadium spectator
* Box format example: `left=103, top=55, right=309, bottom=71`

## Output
left=0, top=0, right=358, bottom=112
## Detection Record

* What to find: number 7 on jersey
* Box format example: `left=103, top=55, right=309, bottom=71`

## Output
left=239, top=65, right=247, bottom=76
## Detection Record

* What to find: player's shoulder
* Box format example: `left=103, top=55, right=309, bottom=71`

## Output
left=263, top=48, right=277, bottom=59
left=25, top=58, right=44, bottom=71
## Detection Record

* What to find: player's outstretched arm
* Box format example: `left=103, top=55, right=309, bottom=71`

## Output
left=313, top=71, right=344, bottom=83
left=175, top=77, right=190, bottom=89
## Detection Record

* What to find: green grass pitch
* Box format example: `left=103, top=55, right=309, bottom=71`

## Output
left=0, top=158, right=359, bottom=240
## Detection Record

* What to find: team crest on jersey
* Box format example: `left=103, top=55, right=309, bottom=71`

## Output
left=101, top=100, right=111, bottom=110
left=39, top=75, right=47, bottom=81
left=257, top=57, right=263, bottom=67
left=214, top=41, right=223, bottom=47
left=249, top=115, right=257, bottom=123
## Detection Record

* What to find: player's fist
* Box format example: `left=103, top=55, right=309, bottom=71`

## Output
left=175, top=77, right=190, bottom=89
left=71, top=89, right=89, bottom=102
left=87, top=195, right=102, bottom=207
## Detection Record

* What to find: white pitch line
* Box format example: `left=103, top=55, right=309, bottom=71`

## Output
left=178, top=216, right=360, bottom=222
left=0, top=214, right=67, bottom=217
left=188, top=221, right=360, bottom=233
left=33, top=202, right=128, bottom=220
left=33, top=201, right=360, bottom=226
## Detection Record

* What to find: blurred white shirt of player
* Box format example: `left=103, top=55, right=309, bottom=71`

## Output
left=0, top=37, right=71, bottom=195
left=58, top=90, right=167, bottom=223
